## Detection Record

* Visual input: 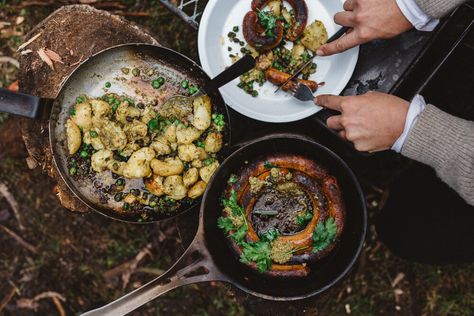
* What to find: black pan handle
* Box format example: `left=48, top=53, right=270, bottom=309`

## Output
left=0, top=88, right=51, bottom=119
left=204, top=54, right=256, bottom=93
left=79, top=234, right=227, bottom=316
left=314, top=108, right=372, bottom=156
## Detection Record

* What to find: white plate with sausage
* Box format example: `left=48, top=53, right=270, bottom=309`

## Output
left=198, top=0, right=359, bottom=123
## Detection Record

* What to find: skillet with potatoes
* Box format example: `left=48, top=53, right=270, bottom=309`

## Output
left=66, top=91, right=226, bottom=221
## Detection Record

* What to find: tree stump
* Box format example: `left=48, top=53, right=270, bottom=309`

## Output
left=17, top=5, right=160, bottom=213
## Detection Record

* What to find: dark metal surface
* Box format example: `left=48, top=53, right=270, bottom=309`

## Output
left=81, top=134, right=367, bottom=315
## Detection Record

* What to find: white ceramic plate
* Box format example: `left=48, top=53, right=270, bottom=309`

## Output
left=198, top=0, right=359, bottom=123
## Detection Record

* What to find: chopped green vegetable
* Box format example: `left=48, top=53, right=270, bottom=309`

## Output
left=227, top=174, right=238, bottom=184
left=111, top=104, right=118, bottom=112
left=79, top=151, right=88, bottom=158
left=257, top=10, right=278, bottom=38
left=69, top=166, right=77, bottom=175
left=203, top=158, right=214, bottom=166
left=75, top=96, right=85, bottom=104
left=188, top=85, right=199, bottom=95
left=104, top=82, right=111, bottom=88
left=240, top=241, right=272, bottom=273
left=69, top=108, right=76, bottom=116
left=90, top=130, right=98, bottom=138
left=312, top=218, right=337, bottom=253
left=196, top=140, right=204, bottom=148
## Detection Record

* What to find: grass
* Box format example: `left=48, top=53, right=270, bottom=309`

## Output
left=0, top=1, right=472, bottom=315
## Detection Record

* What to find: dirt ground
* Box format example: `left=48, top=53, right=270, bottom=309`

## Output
left=0, top=1, right=473, bottom=316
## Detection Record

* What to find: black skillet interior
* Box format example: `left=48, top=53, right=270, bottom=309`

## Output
left=50, top=44, right=231, bottom=223
left=201, top=135, right=367, bottom=299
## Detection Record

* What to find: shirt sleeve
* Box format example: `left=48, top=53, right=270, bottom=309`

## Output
left=391, top=94, right=427, bottom=153
left=395, top=0, right=440, bottom=31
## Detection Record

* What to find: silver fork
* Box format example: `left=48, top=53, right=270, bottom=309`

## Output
left=287, top=83, right=316, bottom=102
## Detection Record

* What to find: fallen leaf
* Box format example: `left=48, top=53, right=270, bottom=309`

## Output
left=44, top=49, right=64, bottom=64
left=0, top=21, right=11, bottom=29
left=0, top=56, right=19, bottom=68
left=16, top=16, right=25, bottom=25
left=37, top=48, right=54, bottom=70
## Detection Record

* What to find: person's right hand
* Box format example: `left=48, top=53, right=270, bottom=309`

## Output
left=317, top=0, right=413, bottom=56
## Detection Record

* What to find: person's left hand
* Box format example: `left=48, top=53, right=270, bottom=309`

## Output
left=315, top=91, right=409, bottom=152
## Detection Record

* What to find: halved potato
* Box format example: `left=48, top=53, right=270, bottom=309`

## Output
left=66, top=119, right=81, bottom=155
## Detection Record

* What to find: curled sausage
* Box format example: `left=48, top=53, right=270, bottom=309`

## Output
left=251, top=0, right=308, bottom=41
left=265, top=67, right=318, bottom=92
left=243, top=11, right=284, bottom=51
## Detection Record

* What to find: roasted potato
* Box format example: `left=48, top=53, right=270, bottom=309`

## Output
left=188, top=180, right=207, bottom=199
left=144, top=174, right=165, bottom=196
left=163, top=124, right=177, bottom=143
left=268, top=0, right=281, bottom=16
left=176, top=126, right=201, bottom=145
left=204, top=133, right=223, bottom=153
left=163, top=175, right=187, bottom=200
left=66, top=119, right=81, bottom=155
left=115, top=102, right=140, bottom=124
left=140, top=107, right=157, bottom=124
left=192, top=96, right=211, bottom=130
left=301, top=20, right=328, bottom=53
left=83, top=129, right=105, bottom=151
left=151, top=157, right=184, bottom=177
left=178, top=144, right=199, bottom=162
left=199, top=160, right=220, bottom=183
left=183, top=167, right=199, bottom=188
left=108, top=160, right=126, bottom=176
left=121, top=142, right=140, bottom=157
left=93, top=117, right=127, bottom=151
left=91, top=149, right=114, bottom=172
left=122, top=147, right=155, bottom=179
left=124, top=119, right=148, bottom=143
left=150, top=136, right=171, bottom=156
left=191, top=159, right=203, bottom=169
left=196, top=147, right=208, bottom=160
left=72, top=102, right=92, bottom=131
left=90, top=99, right=111, bottom=118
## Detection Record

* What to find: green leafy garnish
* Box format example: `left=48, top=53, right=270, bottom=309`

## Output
left=203, top=158, right=214, bottom=166
left=240, top=241, right=272, bottom=273
left=260, top=228, right=279, bottom=242
left=231, top=223, right=248, bottom=243
left=227, top=174, right=238, bottom=184
left=257, top=10, right=278, bottom=38
left=212, top=113, right=225, bottom=130
left=296, top=209, right=313, bottom=226
left=69, top=108, right=76, bottom=116
left=263, top=161, right=277, bottom=169
left=75, top=96, right=85, bottom=104
left=217, top=216, right=234, bottom=234
left=312, top=218, right=337, bottom=253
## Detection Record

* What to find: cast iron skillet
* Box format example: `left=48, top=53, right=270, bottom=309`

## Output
left=81, top=134, right=367, bottom=316
left=0, top=44, right=254, bottom=223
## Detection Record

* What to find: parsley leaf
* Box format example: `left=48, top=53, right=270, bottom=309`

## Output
left=240, top=241, right=272, bottom=273
left=312, top=218, right=337, bottom=253
left=260, top=228, right=279, bottom=242
left=222, top=190, right=244, bottom=217
left=227, top=174, right=238, bottom=184
left=231, top=223, right=248, bottom=244
left=217, top=216, right=235, bottom=234
left=263, top=161, right=277, bottom=169
left=257, top=10, right=278, bottom=38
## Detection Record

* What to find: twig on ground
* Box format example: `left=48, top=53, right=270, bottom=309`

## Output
left=0, top=225, right=37, bottom=253
left=114, top=11, right=151, bottom=17
left=16, top=291, right=66, bottom=312
left=52, top=296, right=66, bottom=316
left=17, top=32, right=42, bottom=51
left=0, top=183, right=25, bottom=231
left=103, top=243, right=153, bottom=289
left=0, top=285, right=16, bottom=312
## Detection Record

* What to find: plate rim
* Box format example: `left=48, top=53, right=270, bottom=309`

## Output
left=198, top=0, right=359, bottom=123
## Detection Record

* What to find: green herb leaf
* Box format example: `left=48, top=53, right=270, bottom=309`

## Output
left=69, top=108, right=76, bottom=116
left=227, top=174, right=238, bottom=184
left=260, top=228, right=279, bottom=242
left=263, top=161, right=277, bottom=169
left=217, top=216, right=235, bottom=234
left=257, top=10, right=278, bottom=38
left=312, top=218, right=337, bottom=253
left=240, top=241, right=272, bottom=273
left=231, top=223, right=248, bottom=244
left=222, top=190, right=244, bottom=217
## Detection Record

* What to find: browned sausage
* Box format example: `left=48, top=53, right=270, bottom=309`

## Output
left=251, top=0, right=308, bottom=41
left=265, top=67, right=318, bottom=92
left=243, top=11, right=284, bottom=51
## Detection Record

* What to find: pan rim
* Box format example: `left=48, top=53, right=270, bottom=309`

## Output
left=49, top=43, right=232, bottom=224
left=199, top=133, right=368, bottom=301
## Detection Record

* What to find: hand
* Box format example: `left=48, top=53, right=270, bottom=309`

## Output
left=317, top=0, right=413, bottom=56
left=315, top=92, right=410, bottom=152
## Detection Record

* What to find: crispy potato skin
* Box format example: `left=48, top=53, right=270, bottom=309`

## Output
left=163, top=175, right=187, bottom=200
left=301, top=20, right=328, bottom=53
left=151, top=158, right=184, bottom=177
left=72, top=102, right=92, bottom=131
left=122, top=147, right=155, bottom=179
left=145, top=174, right=165, bottom=197
left=188, top=180, right=207, bottom=199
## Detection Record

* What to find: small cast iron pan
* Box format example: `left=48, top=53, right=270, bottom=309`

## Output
left=81, top=134, right=367, bottom=316
left=0, top=44, right=255, bottom=223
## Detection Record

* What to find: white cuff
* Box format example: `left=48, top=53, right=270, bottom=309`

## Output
left=395, top=0, right=439, bottom=31
left=391, top=94, right=427, bottom=153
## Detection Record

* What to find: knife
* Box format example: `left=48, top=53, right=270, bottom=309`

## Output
left=274, top=26, right=350, bottom=93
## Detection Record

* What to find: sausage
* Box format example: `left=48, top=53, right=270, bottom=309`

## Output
left=243, top=11, right=284, bottom=51
left=265, top=67, right=318, bottom=92
left=251, top=0, right=308, bottom=41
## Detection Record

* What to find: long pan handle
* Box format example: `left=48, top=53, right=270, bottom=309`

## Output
left=0, top=88, right=50, bottom=119
left=203, top=54, right=256, bottom=93
left=80, top=237, right=224, bottom=316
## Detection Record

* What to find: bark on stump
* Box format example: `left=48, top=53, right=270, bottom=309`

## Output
left=18, top=5, right=160, bottom=213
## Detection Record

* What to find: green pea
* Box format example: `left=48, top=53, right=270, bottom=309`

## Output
left=157, top=77, right=165, bottom=85
left=90, top=131, right=98, bottom=138
left=188, top=85, right=199, bottom=95
left=69, top=166, right=77, bottom=175
left=114, top=193, right=123, bottom=202
left=233, top=26, right=239, bottom=32
left=251, top=90, right=259, bottom=97
left=181, top=80, right=189, bottom=89
left=80, top=151, right=88, bottom=158
left=148, top=119, right=158, bottom=131
left=105, top=82, right=111, bottom=88
left=116, top=178, right=125, bottom=186
left=151, top=79, right=161, bottom=89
